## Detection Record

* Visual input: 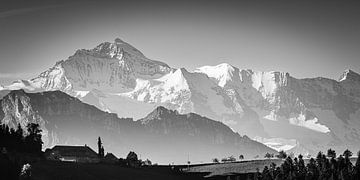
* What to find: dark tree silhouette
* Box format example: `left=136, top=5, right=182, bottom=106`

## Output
left=297, top=154, right=306, bottom=180
left=0, top=123, right=42, bottom=154
left=264, top=152, right=274, bottom=159
left=353, top=151, right=360, bottom=180
left=126, top=151, right=140, bottom=167
left=24, top=123, right=43, bottom=154
left=327, top=148, right=336, bottom=159
left=97, top=137, right=104, bottom=158
left=276, top=150, right=287, bottom=159
left=260, top=149, right=360, bottom=180
left=342, top=149, right=353, bottom=180
left=306, top=158, right=319, bottom=180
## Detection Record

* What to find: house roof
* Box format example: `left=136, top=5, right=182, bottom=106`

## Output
left=104, top=153, right=118, bottom=160
left=50, top=145, right=99, bottom=158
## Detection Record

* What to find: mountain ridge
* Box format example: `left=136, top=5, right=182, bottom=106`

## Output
left=0, top=89, right=276, bottom=164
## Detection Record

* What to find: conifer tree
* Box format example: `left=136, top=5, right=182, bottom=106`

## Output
left=97, top=137, right=104, bottom=158
left=353, top=151, right=360, bottom=180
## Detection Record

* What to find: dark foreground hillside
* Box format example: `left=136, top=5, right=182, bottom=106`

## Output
left=30, top=160, right=207, bottom=180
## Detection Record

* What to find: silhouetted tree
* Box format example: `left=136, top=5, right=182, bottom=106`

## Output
left=341, top=149, right=353, bottom=180
left=239, top=155, right=244, bottom=160
left=297, top=154, right=306, bottom=180
left=212, top=158, right=219, bottom=163
left=343, top=149, right=353, bottom=158
left=260, top=149, right=360, bottom=180
left=353, top=151, right=360, bottom=180
left=276, top=150, right=287, bottom=159
left=126, top=151, right=140, bottom=167
left=24, top=123, right=42, bottom=153
left=97, top=137, right=104, bottom=158
left=265, top=152, right=274, bottom=159
left=262, top=166, right=272, bottom=180
left=306, top=158, right=319, bottom=180
left=327, top=148, right=336, bottom=159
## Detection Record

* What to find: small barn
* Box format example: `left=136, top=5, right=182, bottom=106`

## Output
left=45, top=145, right=100, bottom=163
left=103, top=153, right=118, bottom=164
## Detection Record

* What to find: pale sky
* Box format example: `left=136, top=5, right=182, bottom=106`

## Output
left=1, top=0, right=360, bottom=84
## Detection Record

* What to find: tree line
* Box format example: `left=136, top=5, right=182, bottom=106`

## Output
left=0, top=123, right=43, bottom=154
left=259, top=149, right=360, bottom=180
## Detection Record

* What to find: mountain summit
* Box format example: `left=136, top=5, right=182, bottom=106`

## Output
left=4, top=38, right=172, bottom=93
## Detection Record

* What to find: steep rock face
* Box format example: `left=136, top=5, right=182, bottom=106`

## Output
left=0, top=90, right=275, bottom=164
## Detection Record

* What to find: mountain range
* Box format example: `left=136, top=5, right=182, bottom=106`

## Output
left=1, top=38, right=360, bottom=157
left=0, top=89, right=275, bottom=164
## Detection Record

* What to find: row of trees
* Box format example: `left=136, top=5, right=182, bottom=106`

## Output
left=259, top=149, right=360, bottom=180
left=265, top=150, right=289, bottom=159
left=213, top=155, right=245, bottom=163
left=0, top=123, right=43, bottom=154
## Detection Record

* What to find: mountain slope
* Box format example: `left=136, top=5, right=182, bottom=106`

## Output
left=0, top=90, right=276, bottom=164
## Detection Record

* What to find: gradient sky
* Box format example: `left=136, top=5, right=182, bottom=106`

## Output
left=0, top=0, right=360, bottom=84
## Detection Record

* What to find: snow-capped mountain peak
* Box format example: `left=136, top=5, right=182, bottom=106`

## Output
left=90, top=38, right=146, bottom=59
left=3, top=38, right=173, bottom=93
left=195, top=63, right=240, bottom=87
left=2, top=38, right=360, bottom=157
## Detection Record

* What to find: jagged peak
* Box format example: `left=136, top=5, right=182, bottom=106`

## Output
left=154, top=106, right=172, bottom=113
left=140, top=106, right=179, bottom=124
left=339, top=69, right=360, bottom=82
left=70, top=38, right=146, bottom=60
left=196, top=63, right=237, bottom=74
left=195, top=63, right=239, bottom=87
left=68, top=38, right=171, bottom=71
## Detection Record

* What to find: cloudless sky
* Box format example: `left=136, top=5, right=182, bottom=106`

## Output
left=0, top=0, right=360, bottom=84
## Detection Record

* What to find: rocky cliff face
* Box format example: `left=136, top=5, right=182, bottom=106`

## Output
left=0, top=90, right=275, bottom=164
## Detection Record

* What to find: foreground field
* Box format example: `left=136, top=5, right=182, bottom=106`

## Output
left=31, top=160, right=207, bottom=180
left=187, top=159, right=283, bottom=177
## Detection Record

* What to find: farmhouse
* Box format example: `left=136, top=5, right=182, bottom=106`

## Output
left=45, top=145, right=100, bottom=163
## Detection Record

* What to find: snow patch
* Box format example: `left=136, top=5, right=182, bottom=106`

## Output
left=289, top=114, right=330, bottom=133
left=254, top=136, right=297, bottom=151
